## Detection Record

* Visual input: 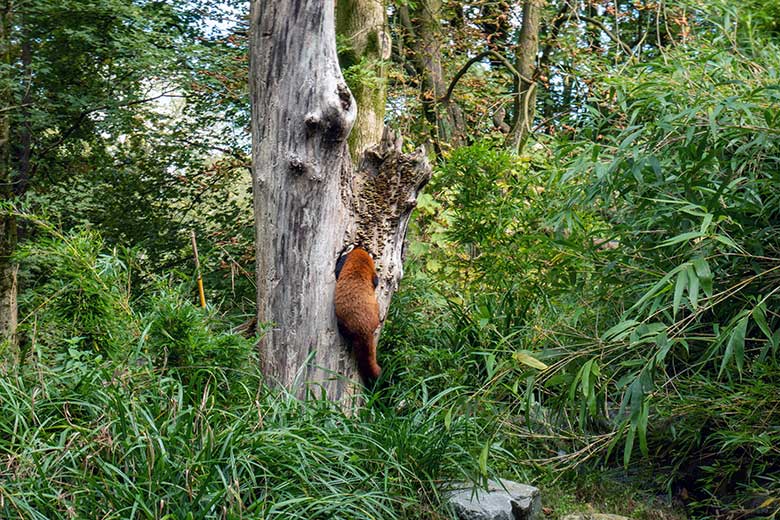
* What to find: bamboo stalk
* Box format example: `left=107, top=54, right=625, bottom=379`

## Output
left=191, top=230, right=206, bottom=308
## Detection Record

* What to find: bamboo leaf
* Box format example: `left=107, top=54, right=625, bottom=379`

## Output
left=624, top=424, right=636, bottom=467
left=719, top=314, right=749, bottom=377
left=485, top=353, right=496, bottom=378
left=621, top=127, right=645, bottom=148
left=478, top=440, right=489, bottom=476
left=569, top=365, right=584, bottom=403
left=512, top=351, right=549, bottom=371
left=602, top=320, right=640, bottom=341
left=686, top=265, right=700, bottom=310
left=731, top=315, right=748, bottom=374
left=628, top=265, right=685, bottom=314
left=656, top=231, right=704, bottom=249
left=638, top=400, right=650, bottom=458
left=700, top=213, right=713, bottom=234
left=692, top=257, right=713, bottom=298
left=753, top=303, right=773, bottom=341
left=713, top=234, right=739, bottom=249
left=655, top=332, right=672, bottom=364
left=581, top=359, right=592, bottom=398
left=719, top=332, right=734, bottom=378
left=673, top=268, right=688, bottom=317
left=588, top=384, right=597, bottom=416
left=587, top=361, right=599, bottom=415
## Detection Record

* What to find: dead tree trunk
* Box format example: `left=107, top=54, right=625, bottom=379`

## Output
left=250, top=0, right=431, bottom=402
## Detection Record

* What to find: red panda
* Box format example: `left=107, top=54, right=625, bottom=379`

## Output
left=334, top=248, right=381, bottom=383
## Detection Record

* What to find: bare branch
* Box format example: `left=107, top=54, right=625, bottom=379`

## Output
left=578, top=15, right=633, bottom=55
left=442, top=50, right=533, bottom=103
left=540, top=5, right=634, bottom=66
left=0, top=104, right=31, bottom=114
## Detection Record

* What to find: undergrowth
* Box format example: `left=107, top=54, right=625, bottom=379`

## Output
left=0, top=227, right=493, bottom=520
left=386, top=4, right=780, bottom=516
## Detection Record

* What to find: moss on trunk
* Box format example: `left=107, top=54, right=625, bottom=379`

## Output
left=336, top=0, right=389, bottom=159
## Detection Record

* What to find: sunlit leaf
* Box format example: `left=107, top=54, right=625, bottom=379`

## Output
left=656, top=231, right=704, bottom=249
left=512, top=351, right=548, bottom=371
left=479, top=440, right=489, bottom=476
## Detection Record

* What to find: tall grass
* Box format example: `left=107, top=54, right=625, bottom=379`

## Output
left=1, top=227, right=494, bottom=519
left=0, top=361, right=487, bottom=519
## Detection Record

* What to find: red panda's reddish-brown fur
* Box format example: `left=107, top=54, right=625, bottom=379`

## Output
left=334, top=248, right=381, bottom=383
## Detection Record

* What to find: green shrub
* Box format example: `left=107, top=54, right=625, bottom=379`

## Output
left=419, top=141, right=596, bottom=296
left=528, top=4, right=780, bottom=512
left=17, top=228, right=135, bottom=358
left=141, top=282, right=256, bottom=402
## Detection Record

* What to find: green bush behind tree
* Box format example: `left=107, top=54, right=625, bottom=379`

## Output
left=387, top=1, right=779, bottom=514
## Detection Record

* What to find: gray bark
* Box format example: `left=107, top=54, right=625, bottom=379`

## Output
left=399, top=0, right=465, bottom=154
left=250, top=0, right=431, bottom=402
left=508, top=0, right=544, bottom=153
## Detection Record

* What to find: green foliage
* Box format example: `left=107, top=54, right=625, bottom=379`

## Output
left=342, top=57, right=385, bottom=96
left=6, top=0, right=780, bottom=517
left=6, top=0, right=254, bottom=313
left=337, top=34, right=385, bottom=92
left=419, top=141, right=595, bottom=295
left=141, top=281, right=256, bottom=403
left=516, top=4, right=780, bottom=512
left=743, top=0, right=780, bottom=38
left=17, top=228, right=134, bottom=356
left=2, top=229, right=495, bottom=519
left=384, top=275, right=533, bottom=397
left=384, top=5, right=780, bottom=514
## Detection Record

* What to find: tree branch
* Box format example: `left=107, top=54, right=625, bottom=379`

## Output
left=397, top=5, right=417, bottom=41
left=577, top=15, right=633, bottom=55
left=441, top=50, right=532, bottom=103
left=35, top=89, right=184, bottom=159
left=539, top=6, right=633, bottom=66
left=540, top=2, right=573, bottom=68
left=0, top=104, right=31, bottom=114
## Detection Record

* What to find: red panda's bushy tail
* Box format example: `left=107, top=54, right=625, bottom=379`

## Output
left=354, top=333, right=381, bottom=382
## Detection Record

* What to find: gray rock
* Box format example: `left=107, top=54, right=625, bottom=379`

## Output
left=445, top=479, right=542, bottom=520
